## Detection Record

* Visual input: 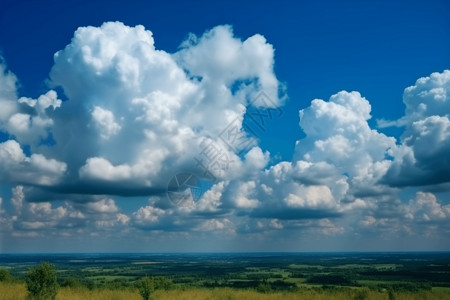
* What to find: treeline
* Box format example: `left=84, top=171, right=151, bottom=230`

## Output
left=0, top=262, right=440, bottom=300
left=305, top=273, right=433, bottom=293
left=203, top=279, right=297, bottom=291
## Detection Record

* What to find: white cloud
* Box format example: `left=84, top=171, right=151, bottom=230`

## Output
left=40, top=22, right=284, bottom=193
left=91, top=106, right=121, bottom=139
left=2, top=186, right=131, bottom=237
left=11, top=186, right=24, bottom=213
left=86, top=198, right=119, bottom=214
left=116, top=213, right=130, bottom=225
left=405, top=192, right=450, bottom=222
left=5, top=90, right=62, bottom=147
left=296, top=91, right=396, bottom=182
left=269, top=219, right=283, bottom=229
left=0, top=58, right=18, bottom=122
left=231, top=181, right=259, bottom=209
left=133, top=205, right=165, bottom=225
left=231, top=91, right=395, bottom=221
left=379, top=70, right=450, bottom=127
left=197, top=218, right=234, bottom=233
left=382, top=70, right=450, bottom=187
left=197, top=181, right=226, bottom=212
left=1, top=21, right=450, bottom=249
left=285, top=186, right=335, bottom=209
left=175, top=25, right=283, bottom=107
left=79, top=157, right=132, bottom=181
left=0, top=140, right=67, bottom=186
left=317, top=219, right=345, bottom=235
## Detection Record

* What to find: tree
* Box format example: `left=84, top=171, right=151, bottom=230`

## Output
left=388, top=288, right=396, bottom=300
left=153, top=276, right=174, bottom=290
left=137, top=277, right=154, bottom=300
left=61, top=277, right=82, bottom=289
left=0, top=269, right=11, bottom=282
left=353, top=288, right=369, bottom=300
left=256, top=280, right=272, bottom=293
left=26, top=262, right=58, bottom=300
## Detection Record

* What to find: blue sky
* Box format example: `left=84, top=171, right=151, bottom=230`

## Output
left=0, top=0, right=449, bottom=252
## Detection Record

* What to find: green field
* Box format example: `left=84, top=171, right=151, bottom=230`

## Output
left=2, top=282, right=450, bottom=300
left=1, top=252, right=450, bottom=299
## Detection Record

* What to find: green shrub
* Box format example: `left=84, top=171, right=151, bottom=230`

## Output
left=26, top=262, right=58, bottom=300
left=353, top=288, right=369, bottom=300
left=61, top=277, right=82, bottom=289
left=256, top=281, right=272, bottom=294
left=137, top=277, right=154, bottom=300
left=0, top=269, right=11, bottom=282
left=153, top=276, right=174, bottom=290
left=388, top=289, right=396, bottom=300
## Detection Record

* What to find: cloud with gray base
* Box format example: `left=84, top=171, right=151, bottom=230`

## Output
left=0, top=22, right=449, bottom=247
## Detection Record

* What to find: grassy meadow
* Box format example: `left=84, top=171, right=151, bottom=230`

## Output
left=1, top=282, right=450, bottom=300
left=1, top=252, right=450, bottom=299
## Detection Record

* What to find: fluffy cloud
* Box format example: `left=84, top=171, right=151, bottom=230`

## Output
left=379, top=70, right=450, bottom=127
left=175, top=25, right=283, bottom=107
left=43, top=22, right=283, bottom=193
left=1, top=21, right=449, bottom=249
left=382, top=70, right=450, bottom=187
left=0, top=59, right=62, bottom=148
left=1, top=185, right=130, bottom=238
left=0, top=22, right=286, bottom=245
left=230, top=91, right=396, bottom=221
left=405, top=192, right=450, bottom=222
left=0, top=140, right=66, bottom=186
left=295, top=91, right=396, bottom=194
left=86, top=198, right=119, bottom=214
left=0, top=58, right=18, bottom=123
left=0, top=22, right=284, bottom=197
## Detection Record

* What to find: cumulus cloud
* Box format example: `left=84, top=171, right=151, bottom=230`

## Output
left=229, top=90, right=396, bottom=221
left=379, top=70, right=450, bottom=128
left=1, top=21, right=449, bottom=249
left=175, top=25, right=283, bottom=107
left=41, top=22, right=284, bottom=194
left=0, top=22, right=287, bottom=245
left=0, top=58, right=18, bottom=123
left=295, top=91, right=396, bottom=193
left=0, top=21, right=285, bottom=199
left=86, top=198, right=119, bottom=214
left=1, top=185, right=131, bottom=238
left=0, top=59, right=62, bottom=148
left=0, top=140, right=67, bottom=186
left=133, top=203, right=166, bottom=227
left=405, top=192, right=450, bottom=222
left=382, top=70, right=450, bottom=187
left=196, top=218, right=234, bottom=234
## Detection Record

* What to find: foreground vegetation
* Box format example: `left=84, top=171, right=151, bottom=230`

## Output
left=1, top=281, right=450, bottom=300
left=1, top=252, right=449, bottom=299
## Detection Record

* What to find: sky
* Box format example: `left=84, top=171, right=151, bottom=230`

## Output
left=0, top=0, right=449, bottom=252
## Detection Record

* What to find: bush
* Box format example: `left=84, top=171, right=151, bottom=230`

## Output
left=153, top=276, right=174, bottom=290
left=137, top=277, right=154, bottom=300
left=353, top=288, right=369, bottom=300
left=256, top=281, right=272, bottom=294
left=26, top=262, right=58, bottom=300
left=307, top=274, right=354, bottom=286
left=388, top=289, right=396, bottom=300
left=0, top=269, right=11, bottom=282
left=61, top=277, right=82, bottom=289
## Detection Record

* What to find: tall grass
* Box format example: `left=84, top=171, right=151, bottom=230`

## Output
left=1, top=282, right=450, bottom=300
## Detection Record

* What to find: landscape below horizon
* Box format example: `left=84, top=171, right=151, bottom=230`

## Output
left=1, top=252, right=450, bottom=299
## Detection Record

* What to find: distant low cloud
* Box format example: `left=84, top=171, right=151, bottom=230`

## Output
left=0, top=140, right=66, bottom=186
